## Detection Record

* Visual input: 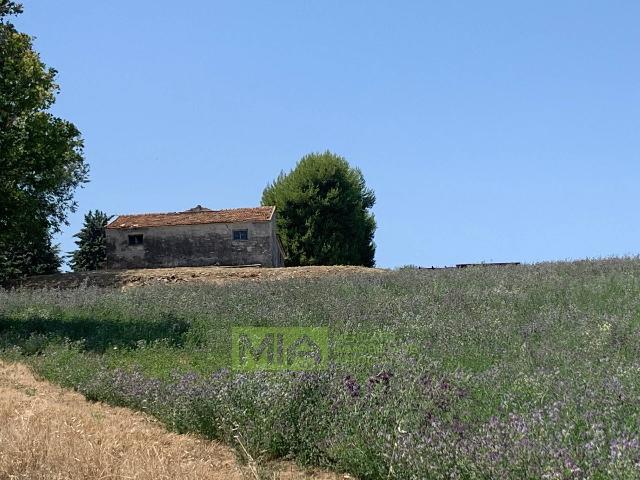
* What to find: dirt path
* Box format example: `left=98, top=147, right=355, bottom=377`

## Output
left=0, top=362, right=345, bottom=480
left=19, top=265, right=386, bottom=289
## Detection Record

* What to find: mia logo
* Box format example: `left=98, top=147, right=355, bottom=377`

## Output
left=231, top=327, right=328, bottom=371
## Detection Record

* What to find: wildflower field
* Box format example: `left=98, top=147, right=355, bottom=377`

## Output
left=1, top=258, right=640, bottom=479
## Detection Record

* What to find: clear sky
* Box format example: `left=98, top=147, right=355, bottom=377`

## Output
left=14, top=1, right=640, bottom=268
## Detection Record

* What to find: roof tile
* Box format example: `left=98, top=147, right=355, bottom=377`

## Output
left=106, top=206, right=275, bottom=229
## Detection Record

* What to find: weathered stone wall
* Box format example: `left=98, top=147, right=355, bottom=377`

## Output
left=106, top=219, right=282, bottom=269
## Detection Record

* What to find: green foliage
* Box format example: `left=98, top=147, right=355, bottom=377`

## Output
left=0, top=226, right=61, bottom=280
left=262, top=151, right=376, bottom=267
left=68, top=210, right=113, bottom=272
left=0, top=1, right=22, bottom=17
left=0, top=2, right=88, bottom=283
left=2, top=258, right=640, bottom=478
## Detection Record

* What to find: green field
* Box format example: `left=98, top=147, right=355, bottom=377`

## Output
left=2, top=258, right=640, bottom=478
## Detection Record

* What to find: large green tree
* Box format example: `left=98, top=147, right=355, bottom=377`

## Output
left=68, top=210, right=112, bottom=272
left=0, top=1, right=88, bottom=283
left=262, top=151, right=376, bottom=267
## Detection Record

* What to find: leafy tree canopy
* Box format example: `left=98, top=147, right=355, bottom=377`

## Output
left=0, top=226, right=60, bottom=281
left=68, top=210, right=112, bottom=272
left=262, top=151, right=376, bottom=267
left=0, top=1, right=88, bottom=282
left=0, top=1, right=21, bottom=19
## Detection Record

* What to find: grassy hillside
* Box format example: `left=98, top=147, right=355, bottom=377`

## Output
left=1, top=258, right=640, bottom=478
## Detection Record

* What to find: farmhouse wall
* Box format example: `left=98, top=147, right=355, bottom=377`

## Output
left=106, top=219, right=280, bottom=269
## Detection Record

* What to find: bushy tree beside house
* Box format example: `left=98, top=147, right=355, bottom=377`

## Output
left=262, top=151, right=376, bottom=267
left=0, top=1, right=88, bottom=283
left=68, top=210, right=112, bottom=271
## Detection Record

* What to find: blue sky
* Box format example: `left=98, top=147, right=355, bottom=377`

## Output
left=15, top=1, right=640, bottom=268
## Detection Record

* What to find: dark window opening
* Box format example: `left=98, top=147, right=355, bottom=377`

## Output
left=233, top=229, right=248, bottom=240
left=128, top=234, right=144, bottom=245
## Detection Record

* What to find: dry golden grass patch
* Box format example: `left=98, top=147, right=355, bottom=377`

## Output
left=19, top=265, right=386, bottom=290
left=0, top=362, right=344, bottom=480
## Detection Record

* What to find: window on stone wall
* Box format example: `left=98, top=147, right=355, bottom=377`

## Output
left=128, top=234, right=144, bottom=245
left=233, top=229, right=248, bottom=240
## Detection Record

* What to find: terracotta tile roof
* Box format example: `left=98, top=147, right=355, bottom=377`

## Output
left=106, top=206, right=275, bottom=229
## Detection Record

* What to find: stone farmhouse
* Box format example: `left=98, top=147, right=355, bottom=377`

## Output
left=105, top=205, right=285, bottom=269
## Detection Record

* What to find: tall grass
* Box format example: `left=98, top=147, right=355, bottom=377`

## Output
left=1, top=258, right=640, bottom=478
